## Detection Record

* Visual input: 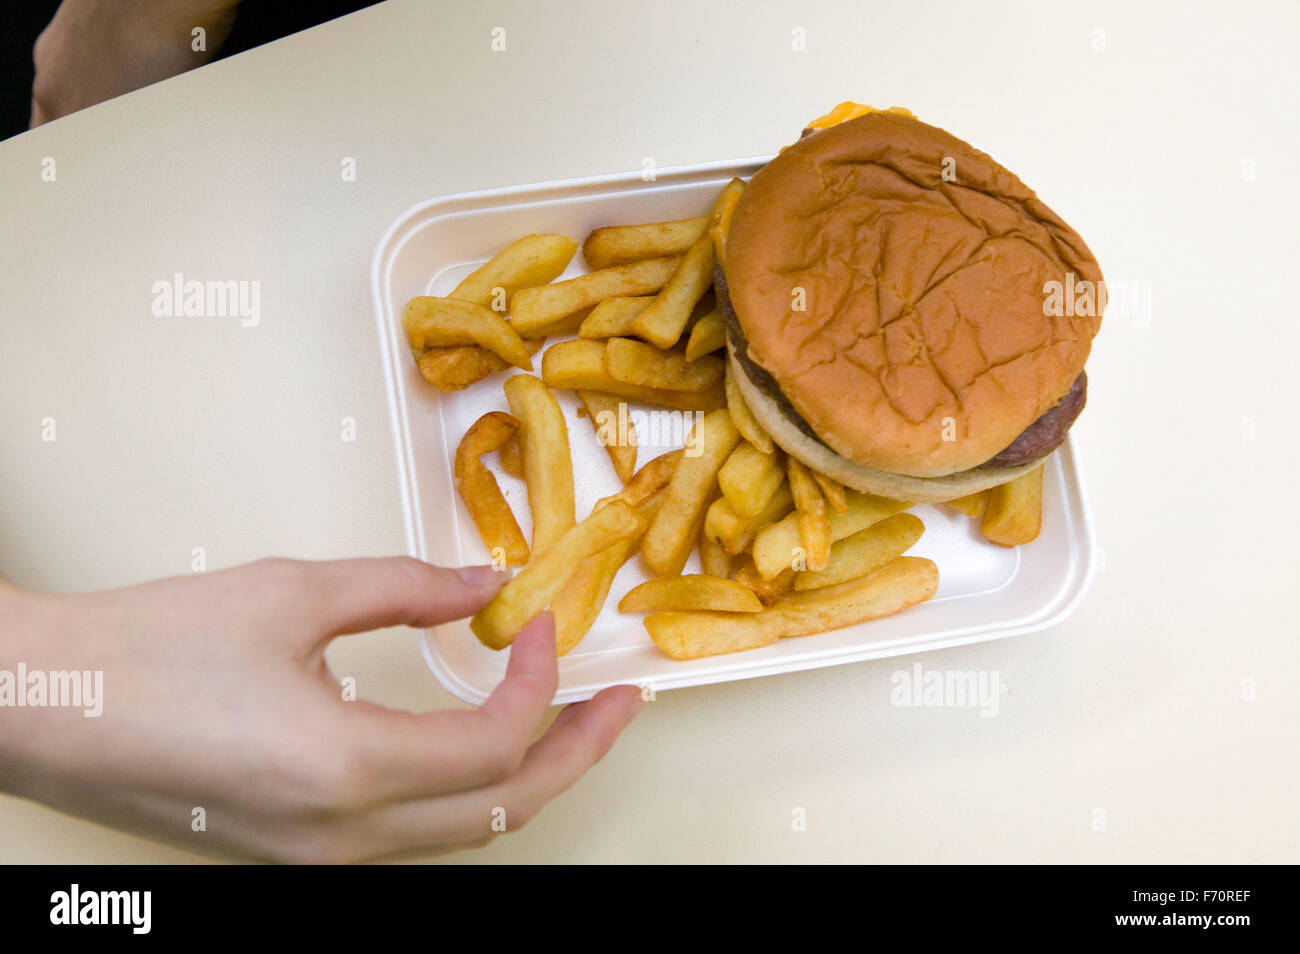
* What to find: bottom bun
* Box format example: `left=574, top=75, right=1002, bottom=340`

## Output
left=728, top=349, right=1044, bottom=504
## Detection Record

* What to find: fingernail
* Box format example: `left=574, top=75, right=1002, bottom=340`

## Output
left=455, top=564, right=506, bottom=588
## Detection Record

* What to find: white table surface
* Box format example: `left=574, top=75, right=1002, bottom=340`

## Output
left=1, top=0, right=1296, bottom=863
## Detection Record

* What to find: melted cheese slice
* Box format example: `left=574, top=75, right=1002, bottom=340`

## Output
left=806, top=101, right=915, bottom=130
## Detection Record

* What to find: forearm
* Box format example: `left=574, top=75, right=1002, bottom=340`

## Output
left=31, top=0, right=242, bottom=126
left=0, top=584, right=51, bottom=798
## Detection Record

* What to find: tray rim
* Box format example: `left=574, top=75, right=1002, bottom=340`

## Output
left=371, top=158, right=1098, bottom=706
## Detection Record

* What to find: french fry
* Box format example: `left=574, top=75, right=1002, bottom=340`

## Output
left=707, top=178, right=745, bottom=261
left=582, top=216, right=708, bottom=270
left=605, top=337, right=724, bottom=392
left=498, top=433, right=524, bottom=478
left=503, top=374, right=575, bottom=555
left=630, top=237, right=715, bottom=349
left=641, top=409, right=741, bottom=575
left=981, top=465, right=1044, bottom=546
left=812, top=472, right=848, bottom=514
left=450, top=234, right=578, bottom=310
left=415, top=339, right=542, bottom=392
left=403, top=297, right=533, bottom=370
left=602, top=450, right=681, bottom=510
left=732, top=557, right=796, bottom=606
left=684, top=309, right=726, bottom=361
left=751, top=490, right=911, bottom=580
left=794, top=513, right=925, bottom=590
left=578, top=390, right=637, bottom=483
left=510, top=256, right=682, bottom=337
left=551, top=457, right=679, bottom=655
left=454, top=412, right=530, bottom=566
left=541, top=339, right=725, bottom=411
left=471, top=500, right=646, bottom=650
left=718, top=442, right=784, bottom=520
left=946, top=490, right=989, bottom=520
left=787, top=457, right=831, bottom=571
left=698, top=525, right=731, bottom=579
left=620, top=575, right=762, bottom=614
left=724, top=361, right=774, bottom=453
left=551, top=493, right=661, bottom=656
left=645, top=556, right=938, bottom=660
left=578, top=296, right=654, bottom=338
left=551, top=536, right=635, bottom=656
left=705, top=481, right=794, bottom=556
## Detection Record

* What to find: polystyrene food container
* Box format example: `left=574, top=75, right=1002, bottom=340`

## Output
left=371, top=158, right=1097, bottom=705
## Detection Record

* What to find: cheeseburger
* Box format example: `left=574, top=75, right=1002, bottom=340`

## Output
left=717, top=104, right=1103, bottom=503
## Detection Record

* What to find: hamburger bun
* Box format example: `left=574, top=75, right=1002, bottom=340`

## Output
left=721, top=111, right=1102, bottom=498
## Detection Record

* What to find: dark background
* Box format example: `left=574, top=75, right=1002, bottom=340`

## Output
left=0, top=1, right=383, bottom=140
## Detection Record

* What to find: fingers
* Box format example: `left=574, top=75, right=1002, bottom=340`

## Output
left=257, top=556, right=506, bottom=639
left=477, top=612, right=560, bottom=735
left=497, top=684, right=645, bottom=822
left=352, top=682, right=644, bottom=858
left=340, top=614, right=559, bottom=803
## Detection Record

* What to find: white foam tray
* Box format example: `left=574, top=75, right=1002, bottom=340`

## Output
left=371, top=158, right=1097, bottom=705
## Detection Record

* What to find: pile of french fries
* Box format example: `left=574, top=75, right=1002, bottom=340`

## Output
left=402, top=180, right=1044, bottom=662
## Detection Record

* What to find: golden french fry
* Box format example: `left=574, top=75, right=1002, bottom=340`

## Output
left=578, top=296, right=654, bottom=338
left=454, top=412, right=530, bottom=566
left=416, top=346, right=504, bottom=391
left=620, top=575, right=762, bottom=614
left=752, top=490, right=911, bottom=580
left=812, top=472, right=848, bottom=514
left=605, top=337, right=724, bottom=392
left=981, top=465, right=1044, bottom=546
left=718, top=442, right=784, bottom=520
left=415, top=339, right=542, bottom=392
left=450, top=234, right=578, bottom=310
left=601, top=450, right=681, bottom=510
left=471, top=500, right=645, bottom=650
left=946, top=490, right=989, bottom=520
left=732, top=557, right=796, bottom=607
left=498, top=433, right=524, bottom=478
left=698, top=525, right=731, bottom=579
left=684, top=309, right=726, bottom=361
left=551, top=493, right=660, bottom=656
left=641, top=409, right=741, bottom=575
left=630, top=238, right=715, bottom=349
left=503, top=374, right=575, bottom=555
left=510, top=256, right=682, bottom=337
left=404, top=297, right=532, bottom=370
left=541, top=339, right=725, bottom=411
left=794, top=513, right=925, bottom=590
left=787, top=457, right=831, bottom=571
left=705, top=481, right=794, bottom=556
left=645, top=556, right=938, bottom=660
left=724, top=361, right=774, bottom=453
left=582, top=216, right=708, bottom=270
left=707, top=178, right=745, bottom=261
left=551, top=536, right=634, bottom=656
left=578, top=390, right=637, bottom=483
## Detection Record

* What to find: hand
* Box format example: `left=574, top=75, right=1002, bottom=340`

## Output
left=0, top=558, right=644, bottom=862
left=31, top=0, right=242, bottom=127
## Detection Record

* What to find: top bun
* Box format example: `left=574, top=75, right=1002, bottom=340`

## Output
left=724, top=112, right=1103, bottom=477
